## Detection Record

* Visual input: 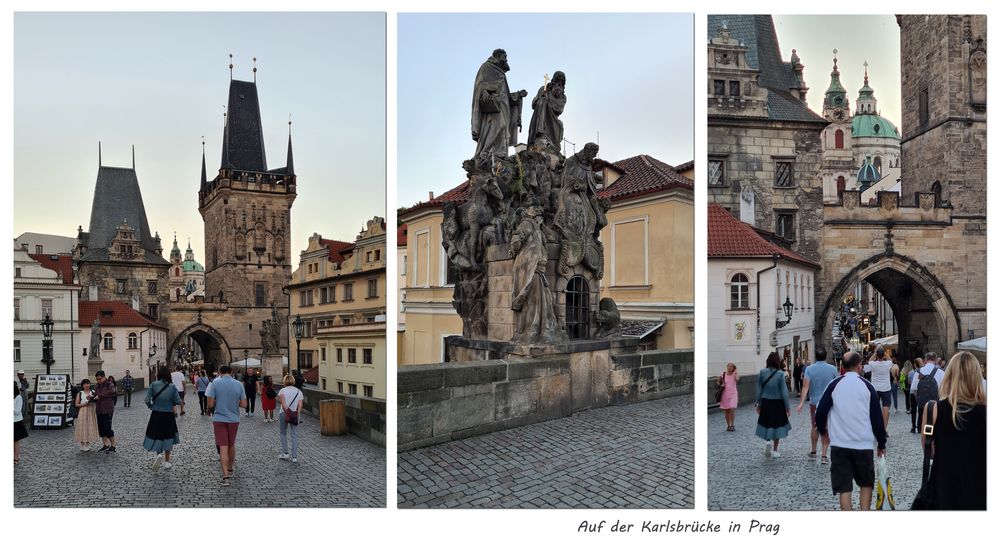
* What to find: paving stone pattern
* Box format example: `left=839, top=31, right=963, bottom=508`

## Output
left=398, top=395, right=693, bottom=508
left=708, top=399, right=925, bottom=510
left=14, top=397, right=385, bottom=508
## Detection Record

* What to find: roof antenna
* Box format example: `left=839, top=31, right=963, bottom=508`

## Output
left=253, top=57, right=257, bottom=83
left=229, top=53, right=234, bottom=80
left=98, top=141, right=102, bottom=167
left=132, top=145, right=135, bottom=169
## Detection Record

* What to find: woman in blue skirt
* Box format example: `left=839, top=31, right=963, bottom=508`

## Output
left=144, top=366, right=182, bottom=470
left=756, top=351, right=791, bottom=458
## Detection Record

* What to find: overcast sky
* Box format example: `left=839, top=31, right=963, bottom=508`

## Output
left=773, top=15, right=901, bottom=129
left=14, top=12, right=386, bottom=259
left=397, top=13, right=694, bottom=208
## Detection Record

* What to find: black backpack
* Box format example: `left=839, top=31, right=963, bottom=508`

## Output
left=915, top=367, right=940, bottom=412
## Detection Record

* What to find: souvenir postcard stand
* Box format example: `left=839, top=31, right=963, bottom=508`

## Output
left=31, top=374, right=71, bottom=429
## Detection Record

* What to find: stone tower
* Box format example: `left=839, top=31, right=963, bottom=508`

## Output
left=898, top=15, right=986, bottom=215
left=197, top=77, right=296, bottom=354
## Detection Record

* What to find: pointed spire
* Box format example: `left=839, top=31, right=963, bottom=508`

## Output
left=131, top=145, right=135, bottom=169
left=253, top=57, right=257, bottom=83
left=98, top=141, right=102, bottom=167
left=863, top=60, right=869, bottom=86
left=200, top=137, right=208, bottom=188
left=220, top=105, right=230, bottom=169
left=286, top=115, right=295, bottom=176
left=229, top=53, right=234, bottom=80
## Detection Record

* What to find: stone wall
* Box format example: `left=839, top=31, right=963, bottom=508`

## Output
left=300, top=387, right=386, bottom=447
left=398, top=348, right=693, bottom=451
left=78, top=261, right=172, bottom=325
left=706, top=376, right=758, bottom=409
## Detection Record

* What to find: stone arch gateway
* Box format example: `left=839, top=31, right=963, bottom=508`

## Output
left=167, top=322, right=232, bottom=372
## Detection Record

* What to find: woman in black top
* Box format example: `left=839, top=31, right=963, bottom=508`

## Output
left=922, top=351, right=987, bottom=509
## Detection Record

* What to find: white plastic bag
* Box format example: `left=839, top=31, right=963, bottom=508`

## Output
left=875, top=455, right=895, bottom=510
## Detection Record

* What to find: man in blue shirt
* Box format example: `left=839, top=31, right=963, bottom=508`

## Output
left=797, top=345, right=840, bottom=464
left=206, top=365, right=247, bottom=487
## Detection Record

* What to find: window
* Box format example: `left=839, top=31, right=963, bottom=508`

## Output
left=343, top=283, right=354, bottom=301
left=708, top=159, right=725, bottom=186
left=776, top=212, right=796, bottom=240
left=299, top=291, right=308, bottom=306
left=834, top=129, right=844, bottom=149
left=367, top=278, right=378, bottom=298
left=321, top=378, right=327, bottom=391
left=366, top=251, right=372, bottom=263
left=320, top=287, right=328, bottom=304
left=15, top=267, right=21, bottom=278
left=341, top=316, right=352, bottom=325
left=931, top=181, right=942, bottom=206
left=336, top=348, right=343, bottom=363
left=348, top=383, right=357, bottom=396
left=128, top=332, right=138, bottom=350
left=14, top=340, right=21, bottom=363
left=300, top=351, right=314, bottom=369
left=774, top=160, right=794, bottom=187
left=147, top=280, right=157, bottom=295
left=363, top=348, right=373, bottom=364
left=348, top=348, right=357, bottom=364
left=337, top=381, right=344, bottom=393
left=116, top=279, right=128, bottom=294
left=565, top=276, right=590, bottom=340
left=918, top=86, right=929, bottom=128
left=730, top=273, right=750, bottom=309
left=321, top=346, right=327, bottom=362
left=255, top=282, right=267, bottom=307
left=14, top=299, right=20, bottom=321
left=363, top=385, right=373, bottom=398
left=729, top=80, right=740, bottom=97
left=374, top=250, right=381, bottom=261
left=41, top=299, right=53, bottom=319
left=713, top=79, right=725, bottom=95
left=103, top=333, right=114, bottom=350
left=35, top=244, right=43, bottom=254
left=873, top=156, right=882, bottom=173
left=836, top=176, right=846, bottom=197
left=366, top=316, right=376, bottom=323
left=148, top=303, right=158, bottom=321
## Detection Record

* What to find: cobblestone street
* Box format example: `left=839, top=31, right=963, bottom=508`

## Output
left=14, top=395, right=386, bottom=507
left=708, top=398, right=923, bottom=510
left=398, top=395, right=693, bottom=508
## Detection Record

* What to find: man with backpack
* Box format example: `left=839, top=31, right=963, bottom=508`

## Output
left=815, top=351, right=887, bottom=510
left=913, top=352, right=945, bottom=433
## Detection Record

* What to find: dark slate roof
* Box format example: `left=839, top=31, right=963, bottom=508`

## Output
left=708, top=15, right=826, bottom=124
left=81, top=166, right=168, bottom=265
left=620, top=319, right=665, bottom=339
left=222, top=79, right=268, bottom=172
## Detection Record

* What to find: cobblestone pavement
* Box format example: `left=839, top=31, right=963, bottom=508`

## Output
left=14, top=395, right=385, bottom=508
left=398, top=395, right=693, bottom=508
left=708, top=397, right=924, bottom=510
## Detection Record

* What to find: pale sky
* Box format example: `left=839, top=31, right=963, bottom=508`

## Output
left=773, top=15, right=901, bottom=129
left=14, top=12, right=386, bottom=260
left=397, top=13, right=694, bottom=208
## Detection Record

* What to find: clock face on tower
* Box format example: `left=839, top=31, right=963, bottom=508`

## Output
left=833, top=109, right=845, bottom=121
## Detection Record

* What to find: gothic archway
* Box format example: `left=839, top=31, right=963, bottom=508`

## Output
left=818, top=254, right=961, bottom=362
left=167, top=323, right=232, bottom=373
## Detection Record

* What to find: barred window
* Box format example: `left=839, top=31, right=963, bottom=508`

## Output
left=565, top=276, right=590, bottom=340
left=774, top=161, right=794, bottom=187
left=147, top=280, right=157, bottom=295
left=708, top=159, right=725, bottom=186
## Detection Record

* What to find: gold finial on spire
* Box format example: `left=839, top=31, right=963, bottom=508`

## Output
left=253, top=57, right=257, bottom=82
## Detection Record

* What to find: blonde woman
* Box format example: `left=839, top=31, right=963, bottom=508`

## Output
left=921, top=351, right=986, bottom=509
left=277, top=374, right=303, bottom=463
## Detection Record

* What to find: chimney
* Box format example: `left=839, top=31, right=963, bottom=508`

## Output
left=428, top=191, right=434, bottom=201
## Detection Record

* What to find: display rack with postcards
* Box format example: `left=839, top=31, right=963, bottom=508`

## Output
left=31, top=374, right=71, bottom=429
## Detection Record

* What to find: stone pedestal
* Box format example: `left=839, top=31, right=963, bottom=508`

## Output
left=261, top=354, right=285, bottom=380
left=87, top=356, right=104, bottom=378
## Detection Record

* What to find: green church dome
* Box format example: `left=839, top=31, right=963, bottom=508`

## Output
left=181, top=259, right=204, bottom=272
left=851, top=114, right=900, bottom=140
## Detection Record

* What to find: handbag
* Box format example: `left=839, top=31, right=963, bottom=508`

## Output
left=911, top=401, right=938, bottom=510
left=714, top=373, right=726, bottom=404
left=284, top=390, right=301, bottom=426
left=266, top=385, right=277, bottom=400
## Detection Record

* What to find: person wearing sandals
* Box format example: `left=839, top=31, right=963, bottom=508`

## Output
left=206, top=365, right=247, bottom=487
left=797, top=345, right=838, bottom=464
left=73, top=379, right=99, bottom=451
left=717, top=363, right=739, bottom=431
left=14, top=381, right=28, bottom=465
left=277, top=374, right=303, bottom=462
left=920, top=351, right=986, bottom=509
left=755, top=352, right=791, bottom=458
left=143, top=366, right=182, bottom=470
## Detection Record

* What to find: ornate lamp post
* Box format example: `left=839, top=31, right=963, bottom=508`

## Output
left=775, top=296, right=794, bottom=329
left=40, top=314, right=54, bottom=375
left=293, top=314, right=304, bottom=374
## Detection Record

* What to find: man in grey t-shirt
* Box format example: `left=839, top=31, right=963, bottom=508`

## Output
left=206, top=365, right=247, bottom=486
left=797, top=346, right=840, bottom=463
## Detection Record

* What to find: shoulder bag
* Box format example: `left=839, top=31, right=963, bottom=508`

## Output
left=284, top=390, right=301, bottom=426
left=714, top=373, right=726, bottom=404
left=911, top=400, right=939, bottom=509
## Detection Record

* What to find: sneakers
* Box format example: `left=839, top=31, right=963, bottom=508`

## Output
left=221, top=477, right=230, bottom=487
left=771, top=450, right=781, bottom=459
left=105, top=446, right=117, bottom=454
left=764, top=442, right=772, bottom=458
left=821, top=456, right=830, bottom=465
left=278, top=453, right=290, bottom=460
left=291, top=457, right=298, bottom=463
left=162, top=461, right=172, bottom=470
left=152, top=455, right=163, bottom=470
left=98, top=445, right=110, bottom=452
left=80, top=444, right=90, bottom=452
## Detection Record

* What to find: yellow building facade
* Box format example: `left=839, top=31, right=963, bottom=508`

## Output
left=398, top=154, right=694, bottom=365
left=289, top=217, right=387, bottom=399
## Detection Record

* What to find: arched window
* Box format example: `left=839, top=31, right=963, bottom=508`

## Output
left=565, top=276, right=590, bottom=340
left=834, top=129, right=844, bottom=149
left=836, top=176, right=846, bottom=196
left=730, top=273, right=749, bottom=309
left=873, top=156, right=882, bottom=173
left=128, top=332, right=138, bottom=350
left=931, top=181, right=942, bottom=205
left=103, top=333, right=114, bottom=351
left=175, top=288, right=181, bottom=299
left=174, top=267, right=180, bottom=277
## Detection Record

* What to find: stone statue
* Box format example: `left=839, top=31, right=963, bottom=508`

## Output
left=509, top=206, right=564, bottom=344
left=528, top=71, right=566, bottom=150
left=554, top=143, right=605, bottom=278
left=89, top=316, right=102, bottom=359
left=259, top=304, right=281, bottom=355
left=594, top=298, right=622, bottom=339
left=472, top=48, right=527, bottom=160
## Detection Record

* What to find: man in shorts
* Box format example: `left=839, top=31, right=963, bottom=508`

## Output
left=206, top=365, right=247, bottom=486
left=93, top=370, right=118, bottom=453
left=815, top=351, right=887, bottom=510
left=863, top=346, right=894, bottom=430
left=796, top=345, right=839, bottom=464
left=170, top=366, right=187, bottom=416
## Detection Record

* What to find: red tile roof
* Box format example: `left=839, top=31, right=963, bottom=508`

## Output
left=28, top=254, right=75, bottom=285
left=397, top=224, right=408, bottom=247
left=597, top=155, right=693, bottom=202
left=399, top=180, right=471, bottom=218
left=707, top=203, right=819, bottom=269
left=673, top=160, right=695, bottom=173
left=319, top=238, right=354, bottom=264
left=78, top=301, right=167, bottom=329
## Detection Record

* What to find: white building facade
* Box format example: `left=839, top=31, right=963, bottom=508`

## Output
left=79, top=301, right=168, bottom=383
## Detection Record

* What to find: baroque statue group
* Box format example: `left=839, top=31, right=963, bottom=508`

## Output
left=443, top=48, right=620, bottom=345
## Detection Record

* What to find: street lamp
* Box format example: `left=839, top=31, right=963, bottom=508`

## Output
left=40, top=314, right=54, bottom=375
left=244, top=348, right=249, bottom=377
left=292, top=314, right=304, bottom=374
left=775, top=297, right=794, bottom=329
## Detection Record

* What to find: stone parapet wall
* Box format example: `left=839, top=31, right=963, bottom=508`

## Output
left=300, top=387, right=386, bottom=447
left=398, top=348, right=693, bottom=451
